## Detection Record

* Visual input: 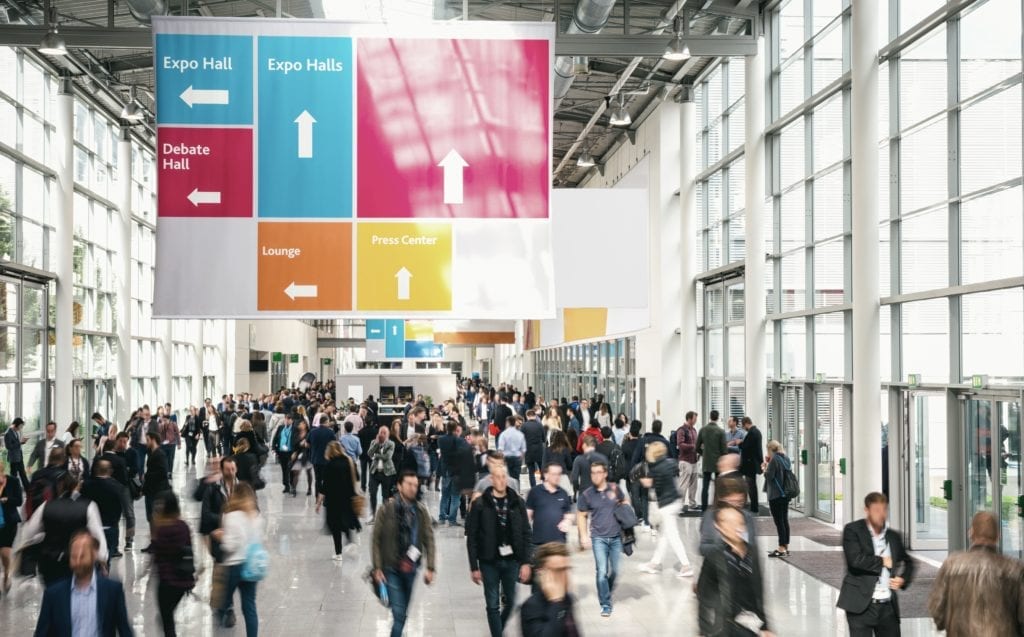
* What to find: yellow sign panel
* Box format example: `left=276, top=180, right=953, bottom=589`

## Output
left=356, top=223, right=453, bottom=311
left=404, top=320, right=434, bottom=341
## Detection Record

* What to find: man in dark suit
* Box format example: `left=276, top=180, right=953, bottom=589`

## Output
left=738, top=416, right=764, bottom=513
left=5, top=417, right=30, bottom=489
left=492, top=395, right=514, bottom=447
left=520, top=410, right=546, bottom=488
left=28, top=422, right=65, bottom=472
left=837, top=492, right=915, bottom=636
left=34, top=531, right=133, bottom=637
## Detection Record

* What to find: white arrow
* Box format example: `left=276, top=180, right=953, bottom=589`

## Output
left=395, top=267, right=412, bottom=300
left=179, top=86, right=230, bottom=107
left=294, top=110, right=316, bottom=159
left=438, top=149, right=468, bottom=205
left=187, top=188, right=221, bottom=206
left=284, top=282, right=318, bottom=300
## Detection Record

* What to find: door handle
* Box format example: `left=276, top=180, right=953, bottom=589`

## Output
left=943, top=480, right=953, bottom=501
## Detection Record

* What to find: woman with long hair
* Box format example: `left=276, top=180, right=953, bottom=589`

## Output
left=216, top=482, right=263, bottom=635
left=764, top=440, right=793, bottom=558
left=542, top=430, right=573, bottom=475
left=0, top=460, right=23, bottom=594
left=316, top=441, right=360, bottom=561
left=183, top=406, right=202, bottom=467
left=60, top=421, right=80, bottom=445
left=151, top=491, right=195, bottom=636
left=290, top=420, right=314, bottom=496
left=64, top=439, right=89, bottom=483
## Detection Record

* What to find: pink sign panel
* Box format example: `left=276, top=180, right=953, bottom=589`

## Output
left=157, top=127, right=253, bottom=218
left=356, top=38, right=550, bottom=219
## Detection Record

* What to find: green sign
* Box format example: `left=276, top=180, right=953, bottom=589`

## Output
left=907, top=373, right=920, bottom=388
left=971, top=374, right=987, bottom=389
left=290, top=354, right=299, bottom=363
left=272, top=352, right=283, bottom=362
left=322, top=358, right=333, bottom=365
left=814, top=372, right=825, bottom=384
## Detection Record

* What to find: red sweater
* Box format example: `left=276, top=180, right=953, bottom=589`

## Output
left=576, top=426, right=604, bottom=453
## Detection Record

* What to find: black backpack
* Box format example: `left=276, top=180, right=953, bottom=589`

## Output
left=598, top=441, right=627, bottom=483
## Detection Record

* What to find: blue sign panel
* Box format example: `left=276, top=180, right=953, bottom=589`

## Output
left=156, top=34, right=253, bottom=125
left=405, top=341, right=444, bottom=359
left=366, top=319, right=386, bottom=340
left=257, top=36, right=353, bottom=218
left=385, top=320, right=405, bottom=358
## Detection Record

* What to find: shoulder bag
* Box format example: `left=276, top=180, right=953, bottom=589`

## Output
left=348, top=456, right=366, bottom=518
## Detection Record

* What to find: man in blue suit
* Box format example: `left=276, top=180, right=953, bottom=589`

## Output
left=34, top=531, right=133, bottom=637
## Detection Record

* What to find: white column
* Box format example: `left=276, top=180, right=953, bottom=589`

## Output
left=851, top=0, right=882, bottom=500
left=192, top=321, right=204, bottom=405
left=745, top=37, right=768, bottom=430
left=161, top=321, right=173, bottom=404
left=54, top=79, right=74, bottom=429
left=115, top=129, right=133, bottom=425
left=679, top=91, right=699, bottom=411
left=657, top=101, right=683, bottom=426
left=221, top=320, right=230, bottom=398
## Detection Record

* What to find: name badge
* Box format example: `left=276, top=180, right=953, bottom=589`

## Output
left=406, top=545, right=421, bottom=562
left=498, top=544, right=513, bottom=557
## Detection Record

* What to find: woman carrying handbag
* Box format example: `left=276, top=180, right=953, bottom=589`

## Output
left=316, top=441, right=363, bottom=562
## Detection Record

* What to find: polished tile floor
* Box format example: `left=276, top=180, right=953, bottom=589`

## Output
left=0, top=453, right=942, bottom=636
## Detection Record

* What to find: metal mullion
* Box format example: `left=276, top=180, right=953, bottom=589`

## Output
left=948, top=12, right=962, bottom=384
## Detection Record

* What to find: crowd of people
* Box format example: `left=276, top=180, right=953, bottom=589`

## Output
left=2, top=377, right=1024, bottom=636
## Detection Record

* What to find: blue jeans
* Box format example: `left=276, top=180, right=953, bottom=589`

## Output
left=439, top=476, right=459, bottom=523
left=385, top=567, right=417, bottom=637
left=480, top=559, right=519, bottom=637
left=592, top=535, right=622, bottom=609
left=221, top=564, right=258, bottom=637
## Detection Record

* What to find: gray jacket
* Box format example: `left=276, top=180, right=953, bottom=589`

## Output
left=368, top=439, right=396, bottom=476
left=764, top=453, right=791, bottom=501
left=28, top=437, right=64, bottom=471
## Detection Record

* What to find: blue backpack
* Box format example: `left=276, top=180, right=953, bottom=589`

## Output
left=241, top=541, right=269, bottom=582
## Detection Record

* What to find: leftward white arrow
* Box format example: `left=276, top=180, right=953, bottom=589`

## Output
left=284, top=282, right=318, bottom=300
left=438, top=149, right=468, bottom=205
left=187, top=188, right=221, bottom=206
left=179, top=86, right=230, bottom=107
left=294, top=110, right=317, bottom=159
left=395, top=267, right=412, bottom=301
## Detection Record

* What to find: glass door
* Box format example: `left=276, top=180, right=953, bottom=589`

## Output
left=907, top=392, right=949, bottom=550
left=781, top=385, right=806, bottom=511
left=812, top=387, right=846, bottom=523
left=964, top=394, right=1024, bottom=558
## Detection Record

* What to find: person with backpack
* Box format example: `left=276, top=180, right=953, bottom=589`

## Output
left=150, top=491, right=195, bottom=637
left=764, top=440, right=794, bottom=558
left=594, top=428, right=626, bottom=487
left=637, top=442, right=693, bottom=578
left=407, top=434, right=432, bottom=500
left=25, top=447, right=66, bottom=522
left=215, top=481, right=265, bottom=635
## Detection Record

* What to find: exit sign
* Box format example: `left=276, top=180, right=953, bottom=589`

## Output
left=272, top=352, right=283, bottom=362
left=289, top=354, right=299, bottom=363
left=907, top=373, right=921, bottom=388
left=322, top=358, right=333, bottom=365
left=971, top=374, right=988, bottom=389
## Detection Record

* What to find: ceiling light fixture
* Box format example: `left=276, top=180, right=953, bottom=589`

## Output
left=663, top=16, right=690, bottom=62
left=38, top=6, right=66, bottom=56
left=120, top=86, right=144, bottom=122
left=609, top=94, right=631, bottom=127
left=577, top=148, right=595, bottom=168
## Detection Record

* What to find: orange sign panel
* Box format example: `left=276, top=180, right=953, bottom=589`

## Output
left=257, top=221, right=352, bottom=311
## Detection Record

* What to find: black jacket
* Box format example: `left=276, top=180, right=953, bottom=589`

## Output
left=837, top=520, right=915, bottom=617
left=631, top=432, right=669, bottom=466
left=648, top=456, right=680, bottom=507
left=739, top=426, right=764, bottom=477
left=493, top=403, right=514, bottom=430
left=81, top=478, right=125, bottom=528
left=4, top=428, right=23, bottom=464
left=193, top=479, right=231, bottom=536
left=96, top=452, right=129, bottom=488
left=521, top=419, right=546, bottom=462
left=519, top=591, right=578, bottom=637
left=466, top=487, right=532, bottom=570
left=437, top=433, right=461, bottom=476
left=697, top=544, right=769, bottom=636
left=142, top=447, right=170, bottom=496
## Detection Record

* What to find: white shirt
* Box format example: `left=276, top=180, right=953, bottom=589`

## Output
left=497, top=427, right=527, bottom=459
left=343, top=413, right=364, bottom=434
left=868, top=521, right=892, bottom=600
left=221, top=510, right=264, bottom=566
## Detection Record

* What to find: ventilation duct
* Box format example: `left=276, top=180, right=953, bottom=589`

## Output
left=124, top=0, right=169, bottom=25
left=553, top=0, right=617, bottom=108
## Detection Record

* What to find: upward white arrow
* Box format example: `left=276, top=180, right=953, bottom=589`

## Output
left=179, top=86, right=230, bottom=108
left=438, top=149, right=468, bottom=205
left=294, top=110, right=316, bottom=159
left=395, top=267, right=412, bottom=301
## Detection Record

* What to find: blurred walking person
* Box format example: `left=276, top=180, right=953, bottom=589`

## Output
left=637, top=441, right=693, bottom=578
left=150, top=491, right=195, bottom=637
left=316, top=441, right=362, bottom=561
left=928, top=511, right=1024, bottom=636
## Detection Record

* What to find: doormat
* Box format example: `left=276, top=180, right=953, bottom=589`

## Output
left=755, top=516, right=843, bottom=546
left=780, top=551, right=938, bottom=619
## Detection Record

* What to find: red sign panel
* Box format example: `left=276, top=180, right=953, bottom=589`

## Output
left=356, top=38, right=550, bottom=219
left=157, top=127, right=253, bottom=218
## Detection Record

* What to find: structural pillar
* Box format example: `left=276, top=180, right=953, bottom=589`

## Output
left=656, top=101, right=683, bottom=426
left=115, top=128, right=133, bottom=426
left=192, top=321, right=204, bottom=404
left=679, top=88, right=699, bottom=412
left=745, top=36, right=768, bottom=430
left=851, top=0, right=882, bottom=503
left=54, top=78, right=74, bottom=429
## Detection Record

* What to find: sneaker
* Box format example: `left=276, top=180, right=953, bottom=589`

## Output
left=767, top=550, right=790, bottom=558
left=124, top=541, right=133, bottom=551
left=677, top=566, right=694, bottom=578
left=332, top=554, right=344, bottom=562
left=639, top=563, right=660, bottom=574
left=223, top=609, right=237, bottom=628
left=110, top=551, right=124, bottom=559
left=140, top=545, right=152, bottom=554
left=282, top=486, right=291, bottom=493
left=600, top=606, right=612, bottom=617
left=448, top=521, right=462, bottom=528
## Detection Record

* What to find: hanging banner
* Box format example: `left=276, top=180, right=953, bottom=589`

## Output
left=151, top=17, right=554, bottom=319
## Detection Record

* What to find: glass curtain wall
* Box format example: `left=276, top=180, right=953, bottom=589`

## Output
left=533, top=337, right=636, bottom=418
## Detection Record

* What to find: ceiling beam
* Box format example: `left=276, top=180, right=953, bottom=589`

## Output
left=556, top=33, right=757, bottom=57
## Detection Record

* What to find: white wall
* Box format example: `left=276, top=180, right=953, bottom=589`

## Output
left=229, top=320, right=320, bottom=394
